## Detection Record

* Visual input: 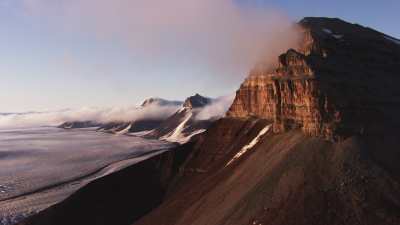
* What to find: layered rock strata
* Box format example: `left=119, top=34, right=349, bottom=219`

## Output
left=228, top=17, right=400, bottom=141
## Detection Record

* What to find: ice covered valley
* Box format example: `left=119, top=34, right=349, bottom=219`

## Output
left=0, top=127, right=174, bottom=225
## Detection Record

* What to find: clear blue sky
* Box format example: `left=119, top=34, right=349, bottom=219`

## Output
left=1, top=0, right=399, bottom=112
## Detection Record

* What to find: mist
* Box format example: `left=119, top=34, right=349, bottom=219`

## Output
left=24, top=0, right=300, bottom=78
left=0, top=104, right=180, bottom=130
left=195, top=94, right=235, bottom=121
left=0, top=93, right=237, bottom=129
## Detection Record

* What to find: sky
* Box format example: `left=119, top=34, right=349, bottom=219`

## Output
left=0, top=0, right=399, bottom=112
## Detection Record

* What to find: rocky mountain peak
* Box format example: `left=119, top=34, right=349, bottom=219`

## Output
left=141, top=98, right=182, bottom=107
left=183, top=94, right=212, bottom=109
left=227, top=17, right=400, bottom=141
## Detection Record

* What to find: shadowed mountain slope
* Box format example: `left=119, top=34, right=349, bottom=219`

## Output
left=135, top=128, right=400, bottom=225
left=145, top=94, right=214, bottom=144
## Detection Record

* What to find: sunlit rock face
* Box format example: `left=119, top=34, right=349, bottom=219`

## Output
left=228, top=17, right=400, bottom=141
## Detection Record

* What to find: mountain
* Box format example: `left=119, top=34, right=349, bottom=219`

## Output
left=58, top=98, right=182, bottom=133
left=182, top=94, right=212, bottom=108
left=145, top=94, right=214, bottom=143
left=56, top=95, right=216, bottom=143
left=97, top=97, right=183, bottom=134
left=20, top=17, right=400, bottom=225
left=141, top=98, right=182, bottom=107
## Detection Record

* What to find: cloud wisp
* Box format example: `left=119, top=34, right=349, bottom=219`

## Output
left=0, top=93, right=237, bottom=129
left=195, top=94, right=235, bottom=121
left=5, top=0, right=302, bottom=128
left=23, top=0, right=301, bottom=78
left=0, top=104, right=180, bottom=130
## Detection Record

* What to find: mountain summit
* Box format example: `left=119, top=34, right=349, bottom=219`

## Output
left=183, top=94, right=212, bottom=109
left=141, top=98, right=182, bottom=107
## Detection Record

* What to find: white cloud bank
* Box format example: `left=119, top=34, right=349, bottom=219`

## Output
left=195, top=94, right=235, bottom=120
left=0, top=94, right=236, bottom=129
left=0, top=104, right=180, bottom=129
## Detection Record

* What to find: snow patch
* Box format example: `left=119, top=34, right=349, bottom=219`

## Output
left=115, top=123, right=132, bottom=135
left=128, top=130, right=153, bottom=137
left=177, top=107, right=188, bottom=113
left=0, top=184, right=12, bottom=194
left=226, top=124, right=272, bottom=166
left=322, top=28, right=332, bottom=34
left=322, top=28, right=344, bottom=39
left=182, top=129, right=206, bottom=141
left=161, top=111, right=193, bottom=144
left=333, top=34, right=344, bottom=39
left=384, top=35, right=400, bottom=45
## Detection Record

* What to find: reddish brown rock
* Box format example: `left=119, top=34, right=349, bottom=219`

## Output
left=228, top=17, right=400, bottom=141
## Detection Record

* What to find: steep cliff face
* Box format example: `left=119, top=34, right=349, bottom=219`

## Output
left=228, top=17, right=400, bottom=141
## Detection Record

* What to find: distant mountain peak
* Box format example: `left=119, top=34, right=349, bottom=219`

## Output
left=141, top=98, right=182, bottom=107
left=183, top=94, right=212, bottom=109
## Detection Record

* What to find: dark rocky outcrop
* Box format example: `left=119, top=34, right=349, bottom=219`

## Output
left=58, top=121, right=101, bottom=129
left=97, top=119, right=165, bottom=134
left=182, top=94, right=212, bottom=109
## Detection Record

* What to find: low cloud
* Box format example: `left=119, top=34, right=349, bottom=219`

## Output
left=0, top=104, right=180, bottom=129
left=0, top=94, right=236, bottom=129
left=195, top=94, right=235, bottom=121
